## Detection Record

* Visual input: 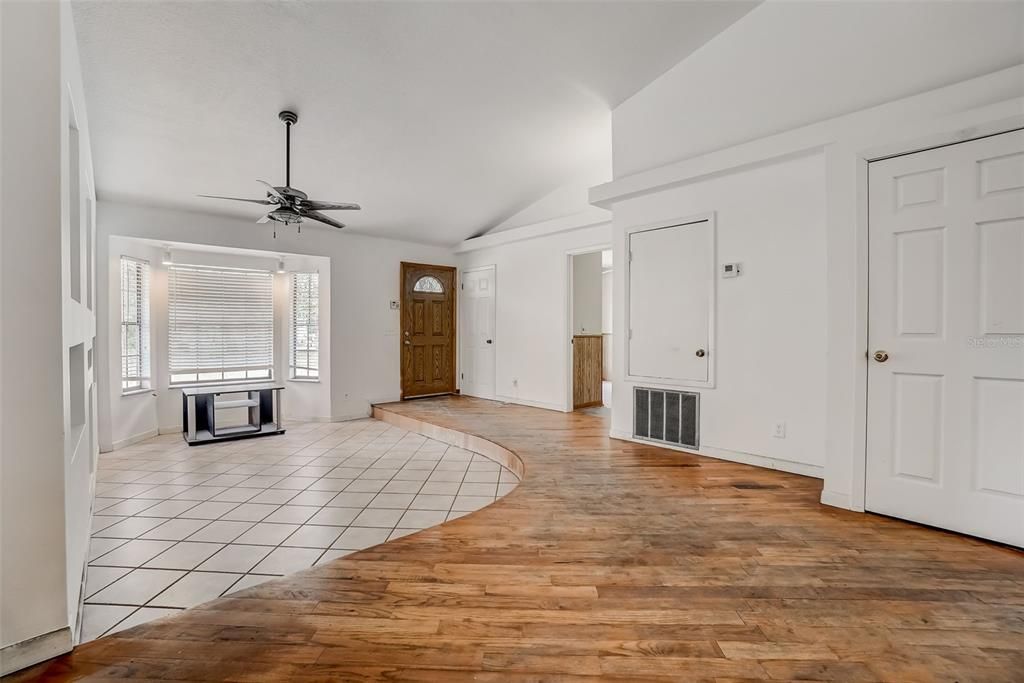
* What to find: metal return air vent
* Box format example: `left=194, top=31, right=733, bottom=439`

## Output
left=633, top=387, right=699, bottom=449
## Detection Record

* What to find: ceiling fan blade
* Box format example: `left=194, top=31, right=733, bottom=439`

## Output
left=302, top=200, right=362, bottom=211
left=198, top=194, right=274, bottom=205
left=256, top=179, right=285, bottom=200
left=301, top=210, right=345, bottom=230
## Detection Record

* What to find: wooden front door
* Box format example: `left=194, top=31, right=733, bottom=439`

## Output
left=400, top=262, right=457, bottom=399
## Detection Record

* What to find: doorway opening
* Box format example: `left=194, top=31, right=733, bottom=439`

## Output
left=400, top=262, right=457, bottom=399
left=570, top=248, right=612, bottom=414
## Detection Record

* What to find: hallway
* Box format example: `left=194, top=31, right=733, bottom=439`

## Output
left=10, top=396, right=1024, bottom=681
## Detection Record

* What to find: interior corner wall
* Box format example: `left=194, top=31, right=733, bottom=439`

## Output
left=101, top=238, right=160, bottom=450
left=612, top=0, right=1024, bottom=177
left=95, top=202, right=455, bottom=440
left=457, top=222, right=611, bottom=412
left=611, top=152, right=828, bottom=475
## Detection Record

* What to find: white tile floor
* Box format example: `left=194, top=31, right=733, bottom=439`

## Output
left=81, top=418, right=519, bottom=642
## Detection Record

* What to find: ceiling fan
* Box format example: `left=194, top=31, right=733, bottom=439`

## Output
left=199, top=110, right=360, bottom=236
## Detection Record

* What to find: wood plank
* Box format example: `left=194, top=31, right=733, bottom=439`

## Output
left=8, top=396, right=1024, bottom=681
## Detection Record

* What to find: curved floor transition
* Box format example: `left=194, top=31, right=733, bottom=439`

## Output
left=74, top=416, right=518, bottom=643
left=10, top=395, right=1024, bottom=682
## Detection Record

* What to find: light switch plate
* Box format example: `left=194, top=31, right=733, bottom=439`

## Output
left=722, top=262, right=742, bottom=278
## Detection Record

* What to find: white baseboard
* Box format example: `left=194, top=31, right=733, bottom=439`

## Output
left=609, top=430, right=824, bottom=479
left=327, top=411, right=373, bottom=422
left=0, top=627, right=72, bottom=676
left=820, top=489, right=862, bottom=511
left=110, top=428, right=159, bottom=451
left=284, top=414, right=348, bottom=423
left=494, top=395, right=569, bottom=413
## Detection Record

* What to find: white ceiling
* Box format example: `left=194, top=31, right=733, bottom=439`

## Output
left=72, top=1, right=756, bottom=246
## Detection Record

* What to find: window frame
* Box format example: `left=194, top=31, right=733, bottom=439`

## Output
left=120, top=255, right=151, bottom=394
left=289, top=271, right=320, bottom=382
left=412, top=275, right=445, bottom=293
left=167, top=264, right=275, bottom=387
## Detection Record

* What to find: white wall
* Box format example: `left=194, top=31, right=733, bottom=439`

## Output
left=611, top=152, right=827, bottom=474
left=613, top=0, right=1024, bottom=177
left=599, top=1, right=1024, bottom=503
left=571, top=251, right=603, bottom=334
left=1, top=0, right=97, bottom=672
left=96, top=202, right=454, bottom=446
left=487, top=162, right=611, bottom=235
left=458, top=223, right=611, bottom=412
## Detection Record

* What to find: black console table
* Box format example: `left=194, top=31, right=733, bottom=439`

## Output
left=181, top=383, right=285, bottom=446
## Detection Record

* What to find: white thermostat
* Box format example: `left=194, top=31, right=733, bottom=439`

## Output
left=721, top=262, right=742, bottom=278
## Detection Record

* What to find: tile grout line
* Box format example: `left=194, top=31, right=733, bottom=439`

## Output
left=87, top=419, right=514, bottom=641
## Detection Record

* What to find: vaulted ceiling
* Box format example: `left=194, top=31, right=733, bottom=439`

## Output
left=72, top=0, right=757, bottom=245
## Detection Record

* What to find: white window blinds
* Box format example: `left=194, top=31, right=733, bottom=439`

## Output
left=120, top=256, right=150, bottom=391
left=168, top=265, right=274, bottom=384
left=290, top=272, right=319, bottom=379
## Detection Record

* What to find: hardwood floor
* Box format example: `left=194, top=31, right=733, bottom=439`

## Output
left=11, top=396, right=1024, bottom=681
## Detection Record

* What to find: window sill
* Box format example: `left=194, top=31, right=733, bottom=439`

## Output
left=121, top=388, right=152, bottom=397
left=288, top=377, right=320, bottom=384
left=169, top=379, right=274, bottom=390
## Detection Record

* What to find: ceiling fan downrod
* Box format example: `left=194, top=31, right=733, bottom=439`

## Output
left=279, top=110, right=298, bottom=188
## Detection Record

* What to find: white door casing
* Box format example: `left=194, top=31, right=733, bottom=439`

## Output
left=866, top=130, right=1024, bottom=547
left=626, top=216, right=715, bottom=387
left=460, top=266, right=496, bottom=400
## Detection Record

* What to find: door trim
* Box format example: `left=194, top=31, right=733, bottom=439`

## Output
left=564, top=244, right=612, bottom=412
left=857, top=120, right=1024, bottom=513
left=622, top=211, right=717, bottom=390
left=459, top=264, right=496, bottom=401
left=399, top=262, right=457, bottom=400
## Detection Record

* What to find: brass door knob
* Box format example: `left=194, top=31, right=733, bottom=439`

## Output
left=873, top=350, right=889, bottom=363
left=695, top=349, right=706, bottom=358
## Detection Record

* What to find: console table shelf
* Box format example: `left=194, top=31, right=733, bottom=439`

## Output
left=181, top=383, right=285, bottom=446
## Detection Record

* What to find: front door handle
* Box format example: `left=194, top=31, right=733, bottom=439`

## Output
left=404, top=340, right=411, bottom=346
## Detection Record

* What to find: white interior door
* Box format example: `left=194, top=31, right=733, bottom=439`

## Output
left=866, top=129, right=1024, bottom=547
left=460, top=266, right=496, bottom=400
left=627, top=219, right=713, bottom=384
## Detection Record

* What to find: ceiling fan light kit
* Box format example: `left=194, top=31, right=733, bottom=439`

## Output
left=198, top=110, right=361, bottom=238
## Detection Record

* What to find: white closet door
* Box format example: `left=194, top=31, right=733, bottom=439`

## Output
left=866, top=130, right=1024, bottom=547
left=460, top=266, right=496, bottom=400
left=628, top=219, right=713, bottom=384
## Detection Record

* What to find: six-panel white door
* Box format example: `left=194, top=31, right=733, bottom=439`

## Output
left=460, top=266, right=496, bottom=400
left=866, top=130, right=1024, bottom=547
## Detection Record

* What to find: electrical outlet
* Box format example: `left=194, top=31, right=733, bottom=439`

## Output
left=773, top=421, right=786, bottom=439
